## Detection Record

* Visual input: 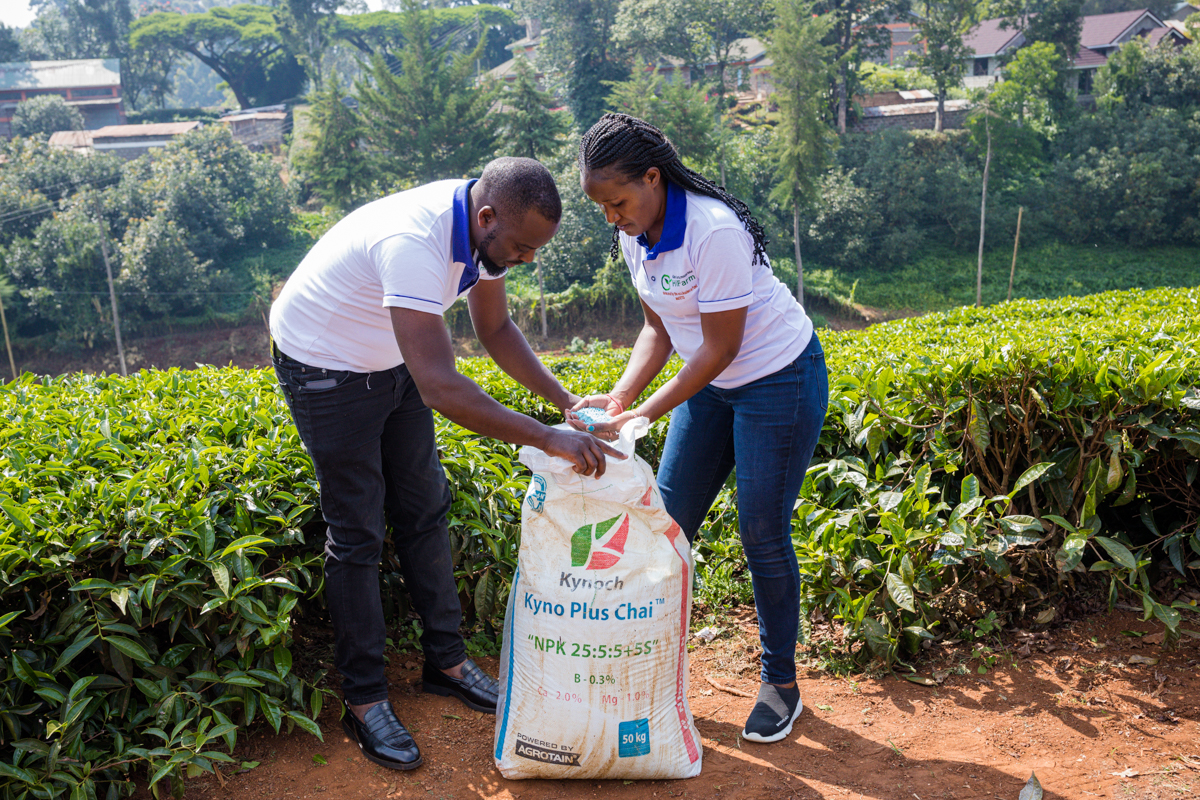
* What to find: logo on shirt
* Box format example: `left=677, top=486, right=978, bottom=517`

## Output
left=660, top=272, right=697, bottom=298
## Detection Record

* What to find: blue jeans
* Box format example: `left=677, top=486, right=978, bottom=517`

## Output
left=273, top=351, right=466, bottom=705
left=658, top=335, right=828, bottom=685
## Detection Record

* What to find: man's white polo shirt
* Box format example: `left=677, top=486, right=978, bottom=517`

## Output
left=270, top=179, right=502, bottom=373
left=619, top=183, right=813, bottom=390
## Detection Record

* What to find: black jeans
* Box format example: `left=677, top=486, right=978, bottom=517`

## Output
left=273, top=351, right=465, bottom=705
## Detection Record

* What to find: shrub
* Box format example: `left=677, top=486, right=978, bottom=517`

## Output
left=10, top=96, right=83, bottom=140
left=0, top=368, right=323, bottom=800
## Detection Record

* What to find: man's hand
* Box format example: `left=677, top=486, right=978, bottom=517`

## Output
left=541, top=428, right=625, bottom=477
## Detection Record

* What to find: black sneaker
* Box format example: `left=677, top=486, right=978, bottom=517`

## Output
left=741, top=683, right=803, bottom=743
left=422, top=658, right=499, bottom=714
left=341, top=700, right=423, bottom=770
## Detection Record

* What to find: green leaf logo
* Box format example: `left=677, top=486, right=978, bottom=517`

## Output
left=569, top=514, right=630, bottom=569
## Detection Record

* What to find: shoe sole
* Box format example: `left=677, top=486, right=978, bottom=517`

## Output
left=741, top=698, right=804, bottom=744
left=422, top=681, right=497, bottom=714
left=341, top=719, right=424, bottom=771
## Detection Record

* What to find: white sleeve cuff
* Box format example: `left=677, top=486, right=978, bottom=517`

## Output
left=383, top=294, right=444, bottom=314
left=698, top=291, right=754, bottom=313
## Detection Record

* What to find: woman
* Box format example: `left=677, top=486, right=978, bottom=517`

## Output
left=569, top=113, right=828, bottom=744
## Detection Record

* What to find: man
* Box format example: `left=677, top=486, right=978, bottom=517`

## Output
left=269, top=157, right=621, bottom=771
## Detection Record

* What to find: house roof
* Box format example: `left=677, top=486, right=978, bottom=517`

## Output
left=1145, top=25, right=1188, bottom=44
left=1072, top=47, right=1109, bottom=68
left=220, top=110, right=286, bottom=123
left=48, top=130, right=93, bottom=149
left=91, top=122, right=201, bottom=139
left=861, top=98, right=971, bottom=118
left=1079, top=9, right=1163, bottom=47
left=0, top=59, right=121, bottom=91
left=1164, top=19, right=1194, bottom=38
left=963, top=18, right=1024, bottom=57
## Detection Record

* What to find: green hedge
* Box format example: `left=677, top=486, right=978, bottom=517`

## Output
left=3, top=285, right=1199, bottom=798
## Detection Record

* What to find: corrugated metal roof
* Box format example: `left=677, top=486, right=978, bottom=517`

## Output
left=220, top=111, right=286, bottom=122
left=1080, top=10, right=1157, bottom=47
left=861, top=99, right=971, bottom=118
left=0, top=59, right=121, bottom=91
left=963, top=18, right=1024, bottom=57
left=91, top=121, right=201, bottom=139
left=48, top=130, right=93, bottom=148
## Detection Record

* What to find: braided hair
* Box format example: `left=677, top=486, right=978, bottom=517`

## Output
left=579, top=113, right=769, bottom=265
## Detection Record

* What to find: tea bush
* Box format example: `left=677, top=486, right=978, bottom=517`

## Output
left=0, top=368, right=324, bottom=800
left=3, top=284, right=1199, bottom=798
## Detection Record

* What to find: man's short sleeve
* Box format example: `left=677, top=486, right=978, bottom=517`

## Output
left=374, top=233, right=448, bottom=315
left=694, top=227, right=755, bottom=313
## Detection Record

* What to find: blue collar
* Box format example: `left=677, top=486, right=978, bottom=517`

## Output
left=637, top=181, right=687, bottom=260
left=452, top=179, right=479, bottom=293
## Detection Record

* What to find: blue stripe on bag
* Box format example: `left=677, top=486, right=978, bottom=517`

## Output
left=494, top=566, right=520, bottom=761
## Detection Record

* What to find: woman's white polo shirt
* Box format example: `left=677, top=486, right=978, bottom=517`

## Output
left=618, top=183, right=813, bottom=389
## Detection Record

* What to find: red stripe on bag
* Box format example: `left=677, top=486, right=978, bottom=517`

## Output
left=664, top=521, right=701, bottom=764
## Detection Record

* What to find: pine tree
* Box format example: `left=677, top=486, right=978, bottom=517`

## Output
left=356, top=0, right=496, bottom=184
left=496, top=57, right=571, bottom=160
left=295, top=76, right=371, bottom=212
left=767, top=0, right=836, bottom=306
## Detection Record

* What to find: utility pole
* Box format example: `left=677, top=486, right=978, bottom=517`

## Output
left=94, top=197, right=127, bottom=377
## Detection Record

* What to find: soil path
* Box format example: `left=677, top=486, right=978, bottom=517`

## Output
left=161, top=610, right=1199, bottom=800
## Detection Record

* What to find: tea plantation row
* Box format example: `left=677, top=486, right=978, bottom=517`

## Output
left=2, top=285, right=1198, bottom=798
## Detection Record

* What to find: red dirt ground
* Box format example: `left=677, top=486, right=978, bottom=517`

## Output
left=153, top=609, right=1199, bottom=800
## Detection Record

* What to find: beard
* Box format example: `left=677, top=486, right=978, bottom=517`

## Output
left=476, top=229, right=508, bottom=277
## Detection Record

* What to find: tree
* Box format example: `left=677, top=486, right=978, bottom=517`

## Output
left=356, top=0, right=496, bottom=184
left=814, top=0, right=909, bottom=134
left=605, top=66, right=716, bottom=166
left=519, top=0, right=629, bottom=130
left=334, top=6, right=519, bottom=69
left=992, top=0, right=1085, bottom=120
left=909, top=0, right=977, bottom=132
left=988, top=40, right=1060, bottom=136
left=18, top=0, right=179, bottom=111
left=294, top=76, right=373, bottom=211
left=613, top=0, right=768, bottom=98
left=0, top=24, right=23, bottom=62
left=496, top=56, right=572, bottom=160
left=276, top=0, right=342, bottom=91
left=11, top=95, right=84, bottom=139
left=1080, top=0, right=1174, bottom=24
left=130, top=5, right=305, bottom=109
left=767, top=0, right=836, bottom=306
left=1094, top=37, right=1200, bottom=113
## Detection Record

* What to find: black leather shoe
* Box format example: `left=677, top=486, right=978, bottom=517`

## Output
left=341, top=700, right=423, bottom=770
left=422, top=658, right=499, bottom=714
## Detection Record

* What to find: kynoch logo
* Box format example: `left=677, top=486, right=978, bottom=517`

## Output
left=570, top=514, right=629, bottom=570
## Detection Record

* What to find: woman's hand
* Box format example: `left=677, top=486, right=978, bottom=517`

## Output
left=565, top=408, right=640, bottom=442
left=569, top=393, right=625, bottom=417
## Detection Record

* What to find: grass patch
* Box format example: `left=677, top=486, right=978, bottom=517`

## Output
left=812, top=243, right=1200, bottom=312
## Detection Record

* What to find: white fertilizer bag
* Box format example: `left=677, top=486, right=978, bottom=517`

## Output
left=494, top=417, right=702, bottom=780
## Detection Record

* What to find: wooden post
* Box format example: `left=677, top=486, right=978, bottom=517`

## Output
left=793, top=203, right=804, bottom=306
left=94, top=198, right=127, bottom=377
left=1007, top=206, right=1024, bottom=302
left=0, top=290, right=16, bottom=382
left=976, top=114, right=992, bottom=308
left=536, top=261, right=548, bottom=340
